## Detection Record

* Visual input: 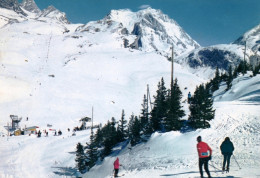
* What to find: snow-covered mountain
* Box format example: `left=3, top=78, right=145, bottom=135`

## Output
left=0, top=1, right=260, bottom=178
left=176, top=44, right=245, bottom=70
left=233, top=24, right=260, bottom=67
left=38, top=5, right=70, bottom=24
left=0, top=0, right=26, bottom=16
left=76, top=8, right=200, bottom=56
left=176, top=24, right=260, bottom=70
left=20, top=0, right=41, bottom=14
left=0, top=4, right=206, bottom=130
left=233, top=24, right=260, bottom=55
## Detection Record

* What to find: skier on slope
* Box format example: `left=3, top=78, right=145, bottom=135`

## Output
left=197, top=136, right=212, bottom=178
left=220, top=137, right=234, bottom=172
left=188, top=92, right=191, bottom=104
left=113, top=157, right=120, bottom=177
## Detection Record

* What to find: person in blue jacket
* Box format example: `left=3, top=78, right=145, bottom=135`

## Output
left=220, top=137, right=234, bottom=172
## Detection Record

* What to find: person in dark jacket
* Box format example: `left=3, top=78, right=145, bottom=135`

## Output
left=220, top=137, right=234, bottom=172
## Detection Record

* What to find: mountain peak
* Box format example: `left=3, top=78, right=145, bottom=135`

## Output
left=40, top=5, right=70, bottom=24
left=0, top=0, right=26, bottom=16
left=101, top=8, right=200, bottom=56
left=20, top=0, right=41, bottom=14
left=233, top=23, right=260, bottom=55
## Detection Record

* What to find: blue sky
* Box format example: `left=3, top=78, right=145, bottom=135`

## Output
left=20, top=0, right=260, bottom=47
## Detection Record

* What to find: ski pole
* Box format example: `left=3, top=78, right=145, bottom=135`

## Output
left=233, top=155, right=241, bottom=169
left=208, top=162, right=222, bottom=172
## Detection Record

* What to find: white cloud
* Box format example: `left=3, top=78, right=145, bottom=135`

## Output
left=138, top=5, right=151, bottom=9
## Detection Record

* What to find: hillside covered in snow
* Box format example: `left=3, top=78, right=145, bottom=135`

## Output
left=0, top=73, right=259, bottom=178
left=0, top=1, right=207, bottom=131
left=0, top=0, right=260, bottom=178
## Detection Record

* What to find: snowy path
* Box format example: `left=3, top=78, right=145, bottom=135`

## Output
left=87, top=101, right=260, bottom=178
left=0, top=130, right=90, bottom=178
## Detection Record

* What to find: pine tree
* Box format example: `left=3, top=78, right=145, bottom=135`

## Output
left=226, top=65, right=233, bottom=91
left=188, top=84, right=215, bottom=129
left=150, top=77, right=168, bottom=132
left=140, top=94, right=149, bottom=130
left=117, top=109, right=128, bottom=142
left=139, top=94, right=153, bottom=136
left=75, top=142, right=87, bottom=174
left=128, top=114, right=141, bottom=146
left=164, top=79, right=185, bottom=131
left=93, top=126, right=103, bottom=147
left=253, top=63, right=260, bottom=76
left=85, top=127, right=98, bottom=170
left=102, top=118, right=118, bottom=158
left=233, top=66, right=238, bottom=78
left=211, top=67, right=221, bottom=92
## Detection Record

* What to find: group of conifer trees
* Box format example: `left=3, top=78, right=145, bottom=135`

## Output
left=75, top=77, right=215, bottom=173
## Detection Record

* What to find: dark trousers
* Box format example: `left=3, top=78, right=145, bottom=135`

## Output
left=199, top=158, right=211, bottom=178
left=223, top=154, right=232, bottom=170
left=114, top=169, right=119, bottom=177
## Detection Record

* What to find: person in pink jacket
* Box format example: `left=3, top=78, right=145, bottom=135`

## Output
left=114, top=157, right=120, bottom=177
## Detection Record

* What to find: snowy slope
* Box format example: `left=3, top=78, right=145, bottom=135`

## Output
left=85, top=73, right=260, bottom=178
left=0, top=74, right=259, bottom=178
left=0, top=2, right=260, bottom=178
left=0, top=6, right=205, bottom=131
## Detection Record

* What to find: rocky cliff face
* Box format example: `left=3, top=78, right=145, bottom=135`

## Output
left=39, top=5, right=70, bottom=24
left=0, top=0, right=26, bottom=16
left=20, top=0, right=41, bottom=14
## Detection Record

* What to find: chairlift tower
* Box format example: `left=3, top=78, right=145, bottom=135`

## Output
left=10, top=115, right=22, bottom=130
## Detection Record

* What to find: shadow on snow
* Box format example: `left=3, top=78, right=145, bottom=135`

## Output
left=52, top=166, right=77, bottom=177
left=160, top=171, right=242, bottom=178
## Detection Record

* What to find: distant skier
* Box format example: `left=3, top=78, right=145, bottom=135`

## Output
left=37, top=130, right=41, bottom=137
left=113, top=157, right=120, bottom=177
left=220, top=137, right=234, bottom=172
left=197, top=136, right=212, bottom=178
left=188, top=92, right=191, bottom=104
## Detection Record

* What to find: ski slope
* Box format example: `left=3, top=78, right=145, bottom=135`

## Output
left=0, top=73, right=259, bottom=178
left=85, top=74, right=260, bottom=178
left=1, top=4, right=260, bottom=178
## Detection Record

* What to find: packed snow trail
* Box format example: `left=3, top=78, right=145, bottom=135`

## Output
left=86, top=101, right=260, bottom=178
left=0, top=130, right=90, bottom=178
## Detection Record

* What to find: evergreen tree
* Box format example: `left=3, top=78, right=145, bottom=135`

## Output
left=75, top=142, right=87, bottom=174
left=188, top=84, right=215, bottom=129
left=128, top=114, right=141, bottom=146
left=150, top=77, right=168, bottom=132
left=140, top=94, right=149, bottom=130
left=211, top=67, right=221, bottom=92
left=226, top=65, right=233, bottom=91
left=164, top=79, right=185, bottom=131
left=237, top=60, right=250, bottom=75
left=93, top=126, right=103, bottom=147
left=117, top=109, right=128, bottom=142
left=253, top=63, right=260, bottom=76
left=85, top=127, right=98, bottom=170
left=233, top=66, right=238, bottom=78
left=102, top=118, right=118, bottom=158
left=139, top=94, right=153, bottom=136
